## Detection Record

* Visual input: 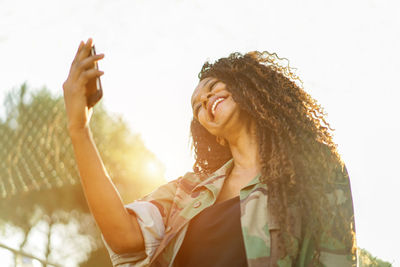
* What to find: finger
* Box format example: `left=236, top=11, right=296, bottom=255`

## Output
left=77, top=38, right=93, bottom=62
left=72, top=41, right=85, bottom=63
left=76, top=54, right=105, bottom=72
left=69, top=41, right=84, bottom=73
left=78, top=69, right=104, bottom=84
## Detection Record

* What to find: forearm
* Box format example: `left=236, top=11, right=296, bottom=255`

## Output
left=69, top=126, right=144, bottom=253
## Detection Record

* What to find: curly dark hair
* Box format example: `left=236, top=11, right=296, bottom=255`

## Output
left=190, top=51, right=356, bottom=263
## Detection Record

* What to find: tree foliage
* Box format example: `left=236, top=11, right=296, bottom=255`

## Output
left=0, top=84, right=165, bottom=266
left=359, top=248, right=393, bottom=267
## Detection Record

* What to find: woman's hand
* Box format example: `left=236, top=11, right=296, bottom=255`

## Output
left=63, top=38, right=104, bottom=133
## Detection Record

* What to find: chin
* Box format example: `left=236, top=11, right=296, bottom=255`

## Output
left=204, top=111, right=241, bottom=137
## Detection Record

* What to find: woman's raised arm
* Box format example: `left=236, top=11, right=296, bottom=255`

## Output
left=63, top=38, right=144, bottom=254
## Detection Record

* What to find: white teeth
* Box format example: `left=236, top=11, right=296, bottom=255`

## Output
left=211, top=98, right=224, bottom=116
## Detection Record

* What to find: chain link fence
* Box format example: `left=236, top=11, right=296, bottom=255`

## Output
left=0, top=84, right=165, bottom=266
left=0, top=86, right=78, bottom=199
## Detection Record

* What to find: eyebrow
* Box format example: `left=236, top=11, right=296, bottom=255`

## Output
left=191, top=78, right=215, bottom=108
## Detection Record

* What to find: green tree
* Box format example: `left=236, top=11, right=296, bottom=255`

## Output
left=359, top=248, right=393, bottom=267
left=0, top=84, right=165, bottom=266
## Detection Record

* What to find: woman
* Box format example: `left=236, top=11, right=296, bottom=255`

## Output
left=63, top=39, right=357, bottom=267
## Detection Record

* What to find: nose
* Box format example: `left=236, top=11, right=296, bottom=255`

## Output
left=200, top=92, right=213, bottom=107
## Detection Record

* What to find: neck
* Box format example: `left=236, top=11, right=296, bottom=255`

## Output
left=226, top=119, right=261, bottom=176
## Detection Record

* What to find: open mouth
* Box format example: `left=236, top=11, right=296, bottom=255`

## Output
left=208, top=96, right=227, bottom=119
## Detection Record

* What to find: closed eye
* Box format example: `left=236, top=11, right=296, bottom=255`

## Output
left=192, top=79, right=219, bottom=118
left=209, top=80, right=219, bottom=91
left=193, top=104, right=201, bottom=117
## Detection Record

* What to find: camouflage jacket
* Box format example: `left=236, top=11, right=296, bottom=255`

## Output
left=103, top=159, right=357, bottom=267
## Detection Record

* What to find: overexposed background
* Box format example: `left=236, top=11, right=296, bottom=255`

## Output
left=1, top=0, right=399, bottom=265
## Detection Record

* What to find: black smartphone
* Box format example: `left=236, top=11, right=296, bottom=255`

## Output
left=86, top=45, right=103, bottom=108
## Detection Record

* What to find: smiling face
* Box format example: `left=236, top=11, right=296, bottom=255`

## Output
left=191, top=77, right=243, bottom=138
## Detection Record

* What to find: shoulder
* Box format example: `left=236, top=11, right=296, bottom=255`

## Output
left=174, top=171, right=205, bottom=193
left=139, top=171, right=204, bottom=205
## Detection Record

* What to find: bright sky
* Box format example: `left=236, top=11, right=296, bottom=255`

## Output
left=1, top=0, right=400, bottom=265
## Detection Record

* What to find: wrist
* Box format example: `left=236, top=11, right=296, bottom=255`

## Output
left=68, top=125, right=91, bottom=139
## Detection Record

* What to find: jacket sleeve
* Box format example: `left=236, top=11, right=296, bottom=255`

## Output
left=294, top=164, right=358, bottom=267
left=317, top=164, right=358, bottom=267
left=102, top=179, right=180, bottom=267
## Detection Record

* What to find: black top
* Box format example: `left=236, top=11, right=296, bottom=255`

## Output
left=175, top=196, right=248, bottom=267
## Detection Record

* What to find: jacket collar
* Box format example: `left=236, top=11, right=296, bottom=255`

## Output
left=191, top=158, right=234, bottom=193
left=191, top=159, right=262, bottom=195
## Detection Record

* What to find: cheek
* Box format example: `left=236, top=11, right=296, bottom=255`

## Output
left=198, top=111, right=208, bottom=129
left=198, top=112, right=218, bottom=136
left=216, top=97, right=238, bottom=117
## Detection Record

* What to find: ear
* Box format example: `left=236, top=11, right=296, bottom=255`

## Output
left=216, top=136, right=227, bottom=147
